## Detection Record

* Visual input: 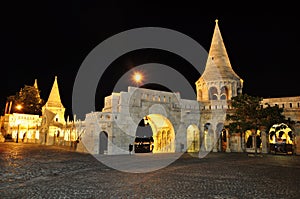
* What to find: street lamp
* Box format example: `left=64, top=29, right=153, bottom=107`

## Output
left=132, top=71, right=143, bottom=87
left=16, top=104, right=22, bottom=111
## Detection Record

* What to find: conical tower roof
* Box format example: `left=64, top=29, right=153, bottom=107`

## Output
left=33, top=79, right=41, bottom=99
left=45, top=76, right=64, bottom=108
left=33, top=79, right=38, bottom=89
left=201, top=19, right=242, bottom=82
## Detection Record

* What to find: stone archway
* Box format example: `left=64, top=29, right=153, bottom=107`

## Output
left=134, top=118, right=153, bottom=153
left=220, top=129, right=227, bottom=152
left=187, top=124, right=200, bottom=152
left=216, top=123, right=225, bottom=152
left=99, top=131, right=108, bottom=154
left=139, top=114, right=175, bottom=153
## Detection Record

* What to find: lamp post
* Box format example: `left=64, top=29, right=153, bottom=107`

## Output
left=16, top=121, right=21, bottom=143
left=14, top=104, right=23, bottom=143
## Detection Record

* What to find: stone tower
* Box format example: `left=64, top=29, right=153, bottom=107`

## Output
left=196, top=19, right=244, bottom=152
left=42, top=76, right=66, bottom=124
left=41, top=76, right=66, bottom=145
left=196, top=19, right=243, bottom=101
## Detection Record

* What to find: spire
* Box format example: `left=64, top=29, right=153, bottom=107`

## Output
left=201, top=19, right=242, bottom=81
left=45, top=76, right=64, bottom=108
left=33, top=78, right=41, bottom=100
left=33, top=79, right=38, bottom=89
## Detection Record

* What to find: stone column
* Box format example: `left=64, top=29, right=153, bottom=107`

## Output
left=261, top=129, right=268, bottom=154
left=202, top=130, right=207, bottom=151
left=213, top=129, right=218, bottom=152
left=225, top=130, right=231, bottom=152
left=261, top=131, right=267, bottom=153
left=237, top=133, right=243, bottom=152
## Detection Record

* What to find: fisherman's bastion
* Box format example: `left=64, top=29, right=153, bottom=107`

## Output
left=1, top=20, right=300, bottom=155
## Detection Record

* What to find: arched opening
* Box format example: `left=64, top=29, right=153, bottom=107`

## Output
left=216, top=123, right=224, bottom=151
left=209, top=87, right=218, bottom=100
left=220, top=129, right=227, bottom=152
left=187, top=124, right=200, bottom=152
left=245, top=129, right=261, bottom=150
left=245, top=130, right=253, bottom=148
left=99, top=131, right=108, bottom=154
left=269, top=123, right=294, bottom=154
left=220, top=86, right=228, bottom=100
left=135, top=114, right=175, bottom=153
left=135, top=118, right=154, bottom=153
left=203, top=123, right=213, bottom=151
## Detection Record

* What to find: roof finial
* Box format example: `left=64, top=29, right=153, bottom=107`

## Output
left=215, top=19, right=218, bottom=24
left=33, top=79, right=38, bottom=89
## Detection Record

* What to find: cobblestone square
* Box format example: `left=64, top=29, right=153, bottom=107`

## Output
left=0, top=142, right=300, bottom=198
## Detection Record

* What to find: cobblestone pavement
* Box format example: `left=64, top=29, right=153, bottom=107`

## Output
left=0, top=142, right=300, bottom=199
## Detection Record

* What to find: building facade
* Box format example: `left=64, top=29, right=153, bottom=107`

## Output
left=76, top=19, right=300, bottom=155
left=0, top=77, right=80, bottom=146
left=1, top=20, right=299, bottom=154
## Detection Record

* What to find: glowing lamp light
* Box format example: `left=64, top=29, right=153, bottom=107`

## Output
left=132, top=71, right=144, bottom=86
left=134, top=72, right=142, bottom=83
left=16, top=104, right=23, bottom=110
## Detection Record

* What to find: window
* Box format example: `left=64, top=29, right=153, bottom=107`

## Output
left=209, top=87, right=218, bottom=100
left=220, top=86, right=228, bottom=100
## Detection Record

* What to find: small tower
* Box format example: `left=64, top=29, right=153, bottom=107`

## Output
left=33, top=78, right=42, bottom=101
left=42, top=76, right=66, bottom=124
left=196, top=19, right=243, bottom=101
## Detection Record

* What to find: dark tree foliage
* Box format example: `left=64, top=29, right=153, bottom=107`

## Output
left=259, top=104, right=286, bottom=130
left=7, top=85, right=44, bottom=115
left=226, top=93, right=286, bottom=134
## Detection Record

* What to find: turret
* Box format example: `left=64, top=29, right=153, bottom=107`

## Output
left=196, top=19, right=243, bottom=101
left=42, top=76, right=65, bottom=123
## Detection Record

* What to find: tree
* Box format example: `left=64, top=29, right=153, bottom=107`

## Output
left=226, top=93, right=263, bottom=134
left=259, top=104, right=286, bottom=130
left=7, top=85, right=44, bottom=115
left=226, top=93, right=286, bottom=150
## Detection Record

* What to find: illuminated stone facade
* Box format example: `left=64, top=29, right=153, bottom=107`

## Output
left=1, top=113, right=42, bottom=143
left=77, top=87, right=200, bottom=154
left=0, top=76, right=80, bottom=146
left=195, top=20, right=300, bottom=153
left=2, top=20, right=299, bottom=155
left=77, top=19, right=300, bottom=155
left=40, top=76, right=79, bottom=146
left=262, top=97, right=300, bottom=123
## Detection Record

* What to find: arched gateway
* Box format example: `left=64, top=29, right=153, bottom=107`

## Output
left=78, top=86, right=201, bottom=155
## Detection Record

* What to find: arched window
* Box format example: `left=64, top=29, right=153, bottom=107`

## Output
left=220, top=86, right=228, bottom=100
left=209, top=87, right=218, bottom=100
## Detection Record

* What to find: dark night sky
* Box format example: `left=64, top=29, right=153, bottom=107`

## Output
left=0, top=1, right=299, bottom=119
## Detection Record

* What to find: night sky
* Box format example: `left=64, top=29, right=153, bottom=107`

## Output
left=1, top=1, right=299, bottom=120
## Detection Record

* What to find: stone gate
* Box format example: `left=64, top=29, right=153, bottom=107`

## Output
left=77, top=86, right=202, bottom=155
